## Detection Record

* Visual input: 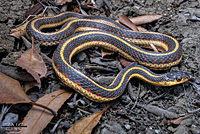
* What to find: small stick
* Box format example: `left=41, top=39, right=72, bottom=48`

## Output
left=29, top=102, right=58, bottom=117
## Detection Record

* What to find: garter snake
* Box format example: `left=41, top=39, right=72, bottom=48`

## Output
left=26, top=12, right=189, bottom=102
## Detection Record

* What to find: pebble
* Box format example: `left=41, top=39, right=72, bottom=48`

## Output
left=124, top=124, right=131, bottom=130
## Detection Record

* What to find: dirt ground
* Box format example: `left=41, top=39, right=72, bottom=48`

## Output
left=0, top=0, right=200, bottom=133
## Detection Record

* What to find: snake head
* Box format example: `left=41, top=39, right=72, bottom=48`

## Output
left=163, top=71, right=190, bottom=86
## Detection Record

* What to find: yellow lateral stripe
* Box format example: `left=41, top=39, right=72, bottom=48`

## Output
left=60, top=42, right=165, bottom=92
left=31, top=17, right=179, bottom=56
left=63, top=31, right=178, bottom=56
left=31, top=19, right=122, bottom=35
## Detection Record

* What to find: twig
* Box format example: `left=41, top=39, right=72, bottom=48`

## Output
left=29, top=102, right=58, bottom=117
left=150, top=44, right=158, bottom=52
left=145, top=93, right=166, bottom=104
left=128, top=83, right=136, bottom=100
left=50, top=118, right=65, bottom=134
left=188, top=108, right=200, bottom=113
left=131, top=83, right=141, bottom=110
left=0, top=105, right=12, bottom=122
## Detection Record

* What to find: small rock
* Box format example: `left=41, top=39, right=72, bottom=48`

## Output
left=76, top=52, right=87, bottom=62
left=124, top=124, right=131, bottom=130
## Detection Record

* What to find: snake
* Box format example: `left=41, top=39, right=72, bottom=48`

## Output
left=26, top=12, right=190, bottom=102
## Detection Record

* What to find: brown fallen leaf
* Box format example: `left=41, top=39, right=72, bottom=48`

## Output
left=0, top=72, right=31, bottom=104
left=67, top=103, right=112, bottom=134
left=24, top=81, right=41, bottom=92
left=9, top=21, right=29, bottom=39
left=101, top=48, right=114, bottom=58
left=0, top=64, right=35, bottom=82
left=166, top=114, right=192, bottom=125
left=15, top=39, right=47, bottom=83
left=120, top=58, right=133, bottom=67
left=136, top=26, right=148, bottom=32
left=118, top=15, right=139, bottom=31
left=56, top=0, right=72, bottom=5
left=20, top=89, right=73, bottom=134
left=129, top=15, right=163, bottom=25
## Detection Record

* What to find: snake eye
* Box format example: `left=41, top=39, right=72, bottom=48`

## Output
left=176, top=78, right=182, bottom=82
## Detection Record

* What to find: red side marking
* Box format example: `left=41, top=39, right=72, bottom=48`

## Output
left=75, top=81, right=81, bottom=86
left=109, top=29, right=111, bottom=32
left=40, top=38, right=44, bottom=41
left=68, top=52, right=71, bottom=57
left=120, top=46, right=123, bottom=50
left=168, top=44, right=171, bottom=48
left=156, top=37, right=159, bottom=41
left=169, top=58, right=173, bottom=63
left=130, top=52, right=133, bottom=57
left=56, top=64, right=60, bottom=70
left=52, top=37, right=56, bottom=41
left=86, top=24, right=89, bottom=27
left=65, top=35, right=68, bottom=38
left=122, top=34, right=126, bottom=37
left=161, top=38, right=164, bottom=42
left=113, top=43, right=116, bottom=46
left=151, top=37, right=154, bottom=40
left=146, top=36, right=149, bottom=40
left=167, top=42, right=170, bottom=46
left=125, top=50, right=128, bottom=53
left=62, top=73, right=69, bottom=78
left=165, top=40, right=168, bottom=44
left=133, top=36, right=137, bottom=39
left=96, top=93, right=101, bottom=97
left=117, top=32, right=120, bottom=35
left=104, top=28, right=107, bottom=31
left=86, top=87, right=91, bottom=92
left=161, top=60, right=165, bottom=64
left=91, top=25, right=94, bottom=28
left=176, top=55, right=179, bottom=60
left=59, top=36, right=62, bottom=40
left=140, top=36, right=143, bottom=40
left=72, top=46, right=76, bottom=50
left=136, top=55, right=140, bottom=60
left=144, top=58, right=149, bottom=63
left=154, top=59, right=157, bottom=64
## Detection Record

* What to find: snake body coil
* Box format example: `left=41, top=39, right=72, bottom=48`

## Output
left=26, top=12, right=189, bottom=102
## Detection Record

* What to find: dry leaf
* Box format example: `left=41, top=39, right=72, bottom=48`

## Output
left=20, top=89, right=73, bottom=134
left=0, top=72, right=31, bottom=104
left=120, top=58, right=132, bottom=67
left=101, top=48, right=114, bottom=58
left=9, top=21, right=29, bottom=39
left=56, top=0, right=72, bottom=5
left=129, top=15, right=163, bottom=25
left=67, top=103, right=112, bottom=134
left=24, top=81, right=41, bottom=92
left=167, top=114, right=192, bottom=125
left=15, top=45, right=47, bottom=84
left=118, top=15, right=139, bottom=31
left=136, top=26, right=148, bottom=32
